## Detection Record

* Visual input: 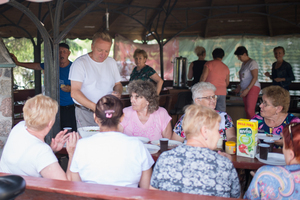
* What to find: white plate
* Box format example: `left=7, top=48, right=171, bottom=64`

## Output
left=144, top=144, right=160, bottom=154
left=256, top=153, right=286, bottom=165
left=133, top=136, right=150, bottom=144
left=78, top=126, right=100, bottom=138
left=257, top=133, right=281, bottom=141
left=151, top=140, right=182, bottom=147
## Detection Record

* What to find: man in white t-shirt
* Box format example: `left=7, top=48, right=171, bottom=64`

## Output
left=69, top=32, right=123, bottom=128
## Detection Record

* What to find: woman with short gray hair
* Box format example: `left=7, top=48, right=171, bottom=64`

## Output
left=172, top=82, right=236, bottom=143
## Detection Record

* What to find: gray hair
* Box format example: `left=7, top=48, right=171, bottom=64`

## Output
left=191, top=82, right=216, bottom=102
left=127, top=80, right=159, bottom=113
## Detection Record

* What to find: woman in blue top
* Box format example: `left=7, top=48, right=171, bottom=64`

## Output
left=265, top=46, right=295, bottom=91
left=244, top=123, right=300, bottom=199
left=129, top=49, right=163, bottom=95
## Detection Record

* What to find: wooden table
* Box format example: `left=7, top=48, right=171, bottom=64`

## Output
left=56, top=147, right=283, bottom=171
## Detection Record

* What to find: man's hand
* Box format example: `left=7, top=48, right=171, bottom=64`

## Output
left=111, top=91, right=121, bottom=99
left=50, top=129, right=69, bottom=152
left=66, top=132, right=80, bottom=156
left=10, top=53, right=19, bottom=64
left=61, top=84, right=71, bottom=92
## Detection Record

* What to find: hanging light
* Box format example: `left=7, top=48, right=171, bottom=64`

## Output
left=105, top=8, right=109, bottom=31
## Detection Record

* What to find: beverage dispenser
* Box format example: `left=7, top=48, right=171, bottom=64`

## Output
left=173, top=56, right=188, bottom=88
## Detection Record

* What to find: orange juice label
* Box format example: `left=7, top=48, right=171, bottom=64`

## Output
left=237, top=118, right=258, bottom=158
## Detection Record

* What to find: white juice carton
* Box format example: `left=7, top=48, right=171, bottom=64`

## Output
left=236, top=119, right=258, bottom=158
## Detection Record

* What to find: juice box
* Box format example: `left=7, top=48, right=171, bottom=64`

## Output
left=236, top=118, right=258, bottom=158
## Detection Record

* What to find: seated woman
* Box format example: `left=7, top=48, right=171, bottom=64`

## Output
left=150, top=104, right=241, bottom=198
left=172, top=82, right=235, bottom=142
left=130, top=49, right=164, bottom=95
left=70, top=95, right=154, bottom=188
left=252, top=85, right=300, bottom=146
left=120, top=80, right=172, bottom=141
left=0, top=94, right=79, bottom=180
left=244, top=123, right=300, bottom=199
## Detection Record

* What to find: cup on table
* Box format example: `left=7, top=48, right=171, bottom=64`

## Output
left=160, top=138, right=169, bottom=153
left=263, top=139, right=274, bottom=152
left=258, top=143, right=270, bottom=160
left=63, top=127, right=72, bottom=134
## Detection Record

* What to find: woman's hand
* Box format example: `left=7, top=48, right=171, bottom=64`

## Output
left=218, top=151, right=232, bottom=161
left=274, top=77, right=285, bottom=82
left=274, top=138, right=283, bottom=146
left=66, top=131, right=80, bottom=156
left=240, top=89, right=249, bottom=97
left=50, top=129, right=69, bottom=152
left=264, top=72, right=270, bottom=78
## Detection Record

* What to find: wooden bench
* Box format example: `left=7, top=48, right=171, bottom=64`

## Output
left=0, top=173, right=238, bottom=200
left=13, top=89, right=35, bottom=126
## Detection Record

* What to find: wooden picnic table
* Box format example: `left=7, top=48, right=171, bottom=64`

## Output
left=56, top=146, right=283, bottom=171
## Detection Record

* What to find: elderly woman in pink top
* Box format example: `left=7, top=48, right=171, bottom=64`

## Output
left=120, top=80, right=172, bottom=141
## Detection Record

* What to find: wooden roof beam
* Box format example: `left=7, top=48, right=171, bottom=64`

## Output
left=204, top=0, right=214, bottom=38
left=265, top=0, right=273, bottom=37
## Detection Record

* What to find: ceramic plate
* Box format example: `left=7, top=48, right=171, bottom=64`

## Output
left=133, top=136, right=150, bottom=144
left=256, top=153, right=286, bottom=165
left=78, top=126, right=100, bottom=138
left=151, top=140, right=182, bottom=147
left=144, top=144, right=160, bottom=154
left=257, top=133, right=280, bottom=141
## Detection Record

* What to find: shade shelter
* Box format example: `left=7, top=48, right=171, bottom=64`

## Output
left=0, top=0, right=299, bottom=141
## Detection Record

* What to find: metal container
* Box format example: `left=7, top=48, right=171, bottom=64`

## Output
left=173, top=56, right=188, bottom=88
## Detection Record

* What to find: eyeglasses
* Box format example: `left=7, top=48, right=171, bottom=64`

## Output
left=259, top=99, right=272, bottom=107
left=197, top=95, right=217, bottom=101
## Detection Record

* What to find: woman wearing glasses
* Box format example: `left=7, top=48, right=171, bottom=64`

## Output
left=172, top=82, right=236, bottom=142
left=244, top=123, right=300, bottom=199
left=252, top=85, right=300, bottom=146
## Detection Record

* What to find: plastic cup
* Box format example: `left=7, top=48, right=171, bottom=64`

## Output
left=63, top=127, right=72, bottom=134
left=259, top=143, right=270, bottom=160
left=263, top=139, right=274, bottom=152
left=160, top=138, right=169, bottom=153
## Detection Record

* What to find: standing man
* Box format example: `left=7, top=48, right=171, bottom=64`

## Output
left=200, top=48, right=230, bottom=112
left=69, top=32, right=123, bottom=128
left=11, top=43, right=77, bottom=131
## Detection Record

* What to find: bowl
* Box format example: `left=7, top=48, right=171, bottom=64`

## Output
left=78, top=126, right=100, bottom=138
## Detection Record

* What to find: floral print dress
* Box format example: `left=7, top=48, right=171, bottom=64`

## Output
left=173, top=111, right=234, bottom=140
left=251, top=113, right=300, bottom=135
left=150, top=144, right=241, bottom=198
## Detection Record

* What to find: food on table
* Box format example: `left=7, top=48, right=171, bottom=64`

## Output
left=88, top=129, right=100, bottom=132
